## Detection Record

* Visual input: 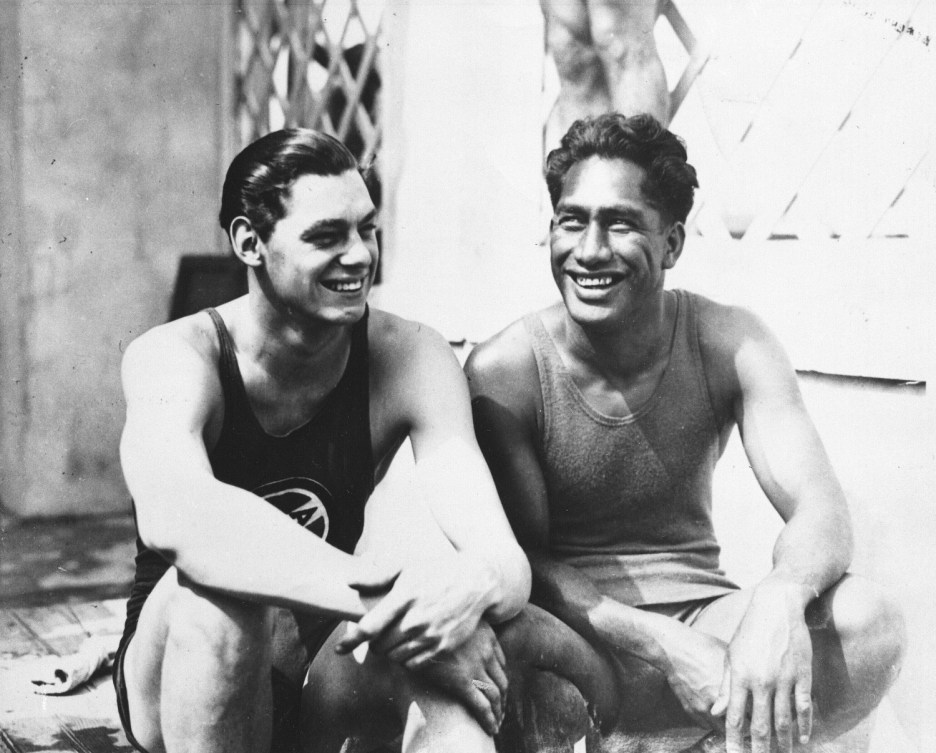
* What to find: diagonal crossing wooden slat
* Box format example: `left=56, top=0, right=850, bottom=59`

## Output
left=234, top=0, right=383, bottom=164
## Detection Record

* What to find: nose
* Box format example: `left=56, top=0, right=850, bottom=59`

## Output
left=573, top=221, right=611, bottom=265
left=340, top=231, right=375, bottom=268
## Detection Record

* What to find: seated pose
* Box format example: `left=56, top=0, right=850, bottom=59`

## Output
left=466, top=113, right=906, bottom=753
left=113, top=128, right=531, bottom=753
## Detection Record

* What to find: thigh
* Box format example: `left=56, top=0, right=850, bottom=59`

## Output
left=497, top=605, right=620, bottom=728
left=124, top=567, right=280, bottom=753
left=122, top=568, right=186, bottom=750
left=302, top=622, right=406, bottom=748
left=687, top=589, right=754, bottom=643
left=301, top=624, right=497, bottom=753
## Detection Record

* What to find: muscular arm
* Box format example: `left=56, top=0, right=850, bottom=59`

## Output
left=701, top=302, right=853, bottom=752
left=465, top=324, right=725, bottom=723
left=337, top=316, right=530, bottom=662
left=120, top=322, right=386, bottom=621
left=729, top=312, right=853, bottom=593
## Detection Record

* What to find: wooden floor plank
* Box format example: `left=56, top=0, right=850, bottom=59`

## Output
left=0, top=611, right=49, bottom=659
left=12, top=606, right=91, bottom=657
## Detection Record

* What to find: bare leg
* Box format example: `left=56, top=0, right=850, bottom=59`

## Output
left=122, top=567, right=276, bottom=753
left=495, top=605, right=623, bottom=752
left=587, top=0, right=670, bottom=124
left=302, top=624, right=495, bottom=753
left=691, top=574, right=906, bottom=751
left=541, top=0, right=613, bottom=150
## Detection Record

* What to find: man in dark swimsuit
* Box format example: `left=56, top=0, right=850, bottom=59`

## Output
left=114, top=129, right=530, bottom=753
left=466, top=113, right=906, bottom=753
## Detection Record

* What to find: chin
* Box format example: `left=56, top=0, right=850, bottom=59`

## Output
left=563, top=299, right=623, bottom=332
left=301, top=300, right=368, bottom=327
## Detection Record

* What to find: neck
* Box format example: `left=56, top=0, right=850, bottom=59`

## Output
left=237, top=292, right=355, bottom=385
left=564, top=290, right=674, bottom=378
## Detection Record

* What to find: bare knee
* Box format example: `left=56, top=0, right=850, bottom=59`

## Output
left=166, top=577, right=274, bottom=678
left=825, top=576, right=906, bottom=682
left=811, top=575, right=906, bottom=722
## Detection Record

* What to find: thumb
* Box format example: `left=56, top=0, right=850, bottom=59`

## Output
left=710, top=665, right=731, bottom=717
left=349, top=558, right=400, bottom=592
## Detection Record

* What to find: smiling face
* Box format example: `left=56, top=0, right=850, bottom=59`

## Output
left=550, top=156, right=683, bottom=330
left=257, top=170, right=378, bottom=327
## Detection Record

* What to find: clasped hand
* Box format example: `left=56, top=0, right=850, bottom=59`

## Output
left=336, top=555, right=507, bottom=734
left=337, top=554, right=493, bottom=668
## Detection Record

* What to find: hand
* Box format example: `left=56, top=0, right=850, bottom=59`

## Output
left=712, top=580, right=814, bottom=753
left=336, top=553, right=495, bottom=668
left=413, top=621, right=509, bottom=736
left=657, top=622, right=729, bottom=731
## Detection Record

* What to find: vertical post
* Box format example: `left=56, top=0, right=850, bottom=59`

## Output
left=0, top=0, right=28, bottom=512
left=218, top=0, right=238, bottom=253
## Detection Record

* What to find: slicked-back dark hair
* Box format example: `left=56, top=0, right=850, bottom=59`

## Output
left=219, top=128, right=374, bottom=242
left=545, top=113, right=698, bottom=224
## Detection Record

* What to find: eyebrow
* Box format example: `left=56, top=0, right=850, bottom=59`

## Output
left=300, top=209, right=378, bottom=238
left=556, top=202, right=649, bottom=222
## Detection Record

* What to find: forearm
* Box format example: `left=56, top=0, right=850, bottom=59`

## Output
left=416, top=438, right=532, bottom=623
left=529, top=552, right=692, bottom=670
left=135, top=478, right=372, bottom=620
left=462, top=547, right=530, bottom=625
left=762, top=498, right=853, bottom=606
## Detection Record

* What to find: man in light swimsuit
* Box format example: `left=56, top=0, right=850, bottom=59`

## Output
left=541, top=0, right=671, bottom=149
left=467, top=113, right=905, bottom=753
left=114, top=128, right=531, bottom=753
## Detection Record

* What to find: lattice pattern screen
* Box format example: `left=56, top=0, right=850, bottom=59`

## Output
left=234, top=0, right=383, bottom=164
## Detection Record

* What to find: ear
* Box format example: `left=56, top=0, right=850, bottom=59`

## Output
left=229, top=216, right=264, bottom=268
left=661, top=221, right=685, bottom=270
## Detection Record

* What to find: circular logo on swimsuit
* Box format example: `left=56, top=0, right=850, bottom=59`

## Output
left=253, top=477, right=331, bottom=540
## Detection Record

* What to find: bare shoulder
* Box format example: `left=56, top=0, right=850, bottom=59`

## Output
left=464, top=311, right=547, bottom=425
left=367, top=308, right=458, bottom=375
left=121, top=309, right=223, bottom=405
left=690, top=293, right=773, bottom=352
left=688, top=291, right=798, bottom=403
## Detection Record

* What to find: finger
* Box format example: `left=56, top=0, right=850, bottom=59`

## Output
left=486, top=652, right=510, bottom=710
left=794, top=677, right=813, bottom=745
left=711, top=664, right=732, bottom=718
left=749, top=690, right=772, bottom=753
left=492, top=636, right=507, bottom=669
left=724, top=686, right=748, bottom=753
left=336, top=595, right=409, bottom=654
left=370, top=621, right=423, bottom=657
left=348, top=562, right=401, bottom=592
left=386, top=637, right=430, bottom=665
left=472, top=674, right=503, bottom=728
left=403, top=646, right=442, bottom=671
left=773, top=687, right=794, bottom=753
left=464, top=686, right=498, bottom=737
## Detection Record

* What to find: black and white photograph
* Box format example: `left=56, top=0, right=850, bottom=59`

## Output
left=1, top=1, right=932, bottom=752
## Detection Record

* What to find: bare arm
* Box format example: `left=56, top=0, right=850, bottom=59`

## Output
left=465, top=324, right=727, bottom=726
left=120, top=323, right=391, bottom=621
left=701, top=303, right=853, bottom=753
left=337, top=317, right=531, bottom=663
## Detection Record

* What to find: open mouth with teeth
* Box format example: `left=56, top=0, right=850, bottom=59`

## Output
left=569, top=272, right=624, bottom=290
left=321, top=278, right=366, bottom=293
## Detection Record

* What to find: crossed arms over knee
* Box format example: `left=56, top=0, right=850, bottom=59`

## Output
left=464, top=298, right=896, bottom=753
left=120, top=313, right=530, bottom=695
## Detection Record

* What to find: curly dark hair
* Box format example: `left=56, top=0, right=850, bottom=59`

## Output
left=218, top=128, right=377, bottom=243
left=545, top=113, right=699, bottom=224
